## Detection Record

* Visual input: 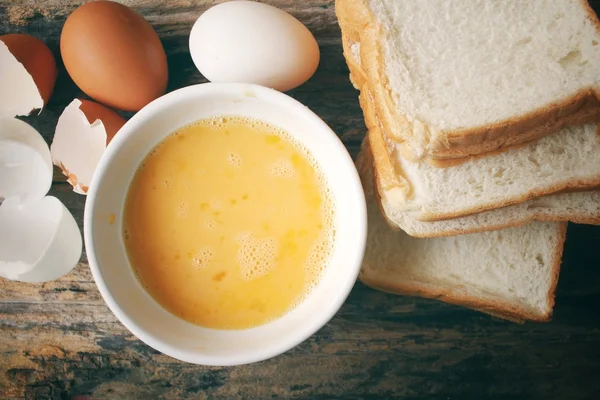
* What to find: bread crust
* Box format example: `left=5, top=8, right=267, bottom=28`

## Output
left=400, top=207, right=599, bottom=238
left=358, top=276, right=537, bottom=323
left=358, top=222, right=568, bottom=323
left=337, top=0, right=600, bottom=164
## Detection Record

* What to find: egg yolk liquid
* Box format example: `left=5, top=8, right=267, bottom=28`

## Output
left=123, top=117, right=335, bottom=330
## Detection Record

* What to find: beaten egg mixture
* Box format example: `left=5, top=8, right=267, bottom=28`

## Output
left=123, top=116, right=335, bottom=329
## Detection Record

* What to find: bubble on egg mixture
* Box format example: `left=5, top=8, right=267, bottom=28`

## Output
left=192, top=247, right=214, bottom=269
left=177, top=202, right=188, bottom=218
left=236, top=233, right=278, bottom=280
left=227, top=152, right=242, bottom=167
left=304, top=233, right=333, bottom=277
left=268, top=158, right=295, bottom=178
left=280, top=236, right=332, bottom=313
left=287, top=190, right=336, bottom=313
left=205, top=220, right=216, bottom=230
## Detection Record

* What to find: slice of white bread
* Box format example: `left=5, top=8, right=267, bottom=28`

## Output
left=376, top=115, right=600, bottom=222
left=336, top=0, right=600, bottom=164
left=343, top=35, right=600, bottom=222
left=357, top=145, right=568, bottom=322
left=359, top=137, right=600, bottom=237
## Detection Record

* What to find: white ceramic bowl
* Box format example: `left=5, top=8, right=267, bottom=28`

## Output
left=84, top=83, right=366, bottom=366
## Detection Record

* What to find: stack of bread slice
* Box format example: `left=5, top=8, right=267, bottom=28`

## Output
left=336, top=0, right=600, bottom=322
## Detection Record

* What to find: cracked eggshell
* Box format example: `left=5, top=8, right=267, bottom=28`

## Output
left=0, top=116, right=52, bottom=205
left=51, top=98, right=126, bottom=195
left=0, top=196, right=82, bottom=283
left=0, top=118, right=82, bottom=283
left=0, top=34, right=57, bottom=117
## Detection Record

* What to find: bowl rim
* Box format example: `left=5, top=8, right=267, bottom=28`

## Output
left=83, top=82, right=367, bottom=366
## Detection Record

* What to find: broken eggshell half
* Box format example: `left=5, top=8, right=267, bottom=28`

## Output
left=51, top=99, right=126, bottom=194
left=0, top=34, right=57, bottom=118
left=0, top=117, right=82, bottom=283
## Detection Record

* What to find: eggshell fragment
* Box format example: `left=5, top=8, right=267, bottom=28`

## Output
left=189, top=0, right=320, bottom=92
left=0, top=118, right=82, bottom=283
left=0, top=34, right=57, bottom=117
left=0, top=196, right=82, bottom=283
left=0, top=116, right=52, bottom=205
left=50, top=99, right=126, bottom=194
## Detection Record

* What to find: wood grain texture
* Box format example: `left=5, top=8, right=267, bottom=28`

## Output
left=1, top=1, right=600, bottom=399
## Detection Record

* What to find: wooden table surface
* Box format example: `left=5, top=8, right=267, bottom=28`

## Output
left=2, top=1, right=600, bottom=399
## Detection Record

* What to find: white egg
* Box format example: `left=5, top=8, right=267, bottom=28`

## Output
left=189, top=0, right=320, bottom=92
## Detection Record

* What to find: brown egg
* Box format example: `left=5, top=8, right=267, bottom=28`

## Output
left=0, top=33, right=57, bottom=106
left=60, top=0, right=168, bottom=112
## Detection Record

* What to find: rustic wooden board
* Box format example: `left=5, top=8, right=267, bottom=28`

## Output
left=1, top=1, right=600, bottom=399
